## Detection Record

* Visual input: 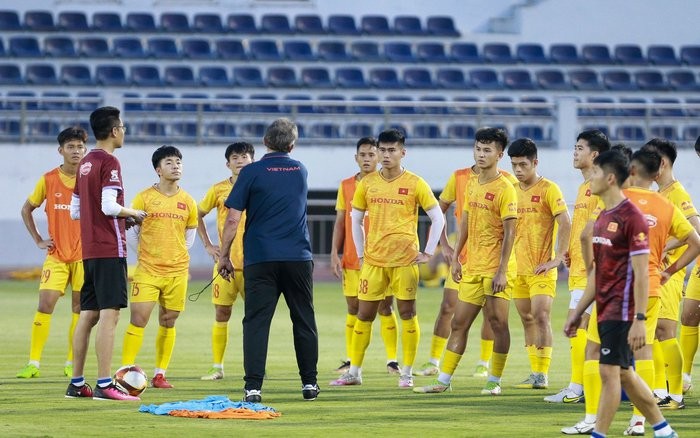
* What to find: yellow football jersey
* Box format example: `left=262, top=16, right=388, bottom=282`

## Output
left=568, top=180, right=604, bottom=281
left=660, top=180, right=699, bottom=275
left=199, top=178, right=246, bottom=268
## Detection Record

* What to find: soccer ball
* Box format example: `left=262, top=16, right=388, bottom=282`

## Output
left=114, top=365, right=148, bottom=396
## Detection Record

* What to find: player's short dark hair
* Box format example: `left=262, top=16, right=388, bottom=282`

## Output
left=378, top=129, right=405, bottom=146
left=264, top=118, right=298, bottom=153
left=507, top=138, right=538, bottom=160
left=225, top=142, right=255, bottom=160
left=475, top=127, right=508, bottom=151
left=90, top=106, right=121, bottom=141
left=611, top=143, right=633, bottom=162
left=631, top=148, right=661, bottom=180
left=643, top=138, right=678, bottom=164
left=356, top=136, right=377, bottom=151
left=577, top=129, right=611, bottom=154
left=594, top=150, right=630, bottom=187
left=57, top=126, right=88, bottom=147
left=151, top=145, right=182, bottom=169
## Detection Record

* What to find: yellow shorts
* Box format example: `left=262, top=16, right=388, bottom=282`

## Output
left=568, top=275, right=587, bottom=291
left=40, top=257, right=83, bottom=294
left=512, top=274, right=557, bottom=299
left=444, top=272, right=459, bottom=291
left=685, top=265, right=700, bottom=301
left=659, top=275, right=684, bottom=321
left=342, top=268, right=360, bottom=297
left=458, top=271, right=514, bottom=307
left=358, top=263, right=418, bottom=301
left=587, top=297, right=659, bottom=345
left=211, top=265, right=244, bottom=306
left=130, top=270, right=188, bottom=312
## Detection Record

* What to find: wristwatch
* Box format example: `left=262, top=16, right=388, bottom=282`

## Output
left=635, top=312, right=647, bottom=321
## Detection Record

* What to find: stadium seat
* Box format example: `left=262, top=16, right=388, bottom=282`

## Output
left=403, top=68, right=433, bottom=88
left=450, top=43, right=481, bottom=63
left=369, top=68, right=402, bottom=88
left=426, top=16, right=460, bottom=37
left=680, top=46, right=700, bottom=65
left=485, top=96, right=517, bottom=116
left=0, top=119, right=21, bottom=137
left=450, top=96, right=480, bottom=115
left=384, top=42, right=415, bottom=62
left=164, top=66, right=196, bottom=86
left=144, top=92, right=177, bottom=112
left=249, top=94, right=280, bottom=113
left=6, top=90, right=38, bottom=110
left=635, top=70, right=668, bottom=90
left=536, top=69, right=570, bottom=90
left=686, top=98, right=700, bottom=117
left=182, top=39, right=215, bottom=59
left=361, top=15, right=391, bottom=35
left=130, top=65, right=163, bottom=87
left=436, top=68, right=469, bottom=89
left=318, top=41, right=351, bottom=61
left=199, top=66, right=229, bottom=86
left=147, top=38, right=179, bottom=59
left=309, top=123, right=341, bottom=138
left=78, top=37, right=110, bottom=57
left=122, top=92, right=143, bottom=112
left=0, top=64, right=23, bottom=85
left=413, top=123, right=442, bottom=139
left=206, top=122, right=236, bottom=138
left=0, top=10, right=21, bottom=30
left=28, top=121, right=61, bottom=138
left=416, top=42, right=449, bottom=63
left=650, top=125, right=677, bottom=140
left=267, top=67, right=299, bottom=87
left=394, top=15, right=424, bottom=35
left=0, top=39, right=5, bottom=57
left=483, top=43, right=516, bottom=64
left=582, top=44, right=614, bottom=64
left=502, top=69, right=535, bottom=89
left=212, top=93, right=243, bottom=112
left=249, top=39, right=282, bottom=61
left=238, top=122, right=267, bottom=138
left=126, top=13, right=156, bottom=32
left=549, top=44, right=581, bottom=64
left=171, top=122, right=198, bottom=138
left=579, top=97, right=615, bottom=117
left=216, top=39, right=247, bottom=60
left=647, top=45, right=679, bottom=66
left=514, top=125, right=545, bottom=141
left=24, top=10, right=54, bottom=31
left=351, top=41, right=384, bottom=61
left=179, top=93, right=211, bottom=112
left=132, top=122, right=166, bottom=138
left=58, top=11, right=88, bottom=31
left=614, top=125, right=645, bottom=141
left=603, top=70, right=637, bottom=90
left=386, top=96, right=415, bottom=114
left=60, top=64, right=93, bottom=85
left=682, top=126, right=700, bottom=141
left=160, top=13, right=189, bottom=32
left=233, top=67, right=265, bottom=87
left=335, top=67, right=368, bottom=88
left=667, top=70, right=699, bottom=91
left=95, top=65, right=129, bottom=86
left=261, top=14, right=293, bottom=34
left=295, top=15, right=324, bottom=34
left=44, top=37, right=76, bottom=57
left=569, top=69, right=603, bottom=90
left=516, top=44, right=548, bottom=64
left=328, top=15, right=360, bottom=35
left=301, top=67, right=333, bottom=88
left=284, top=94, right=313, bottom=114
left=614, top=45, right=646, bottom=65
left=446, top=124, right=476, bottom=139
left=352, top=95, right=383, bottom=114
left=26, top=64, right=58, bottom=85
left=651, top=98, right=684, bottom=117
left=346, top=123, right=374, bottom=138
left=283, top=41, right=315, bottom=61
left=75, top=91, right=101, bottom=111
left=469, top=69, right=501, bottom=89
left=113, top=38, right=147, bottom=58
left=418, top=96, right=448, bottom=114
left=314, top=94, right=346, bottom=114
left=193, top=13, right=224, bottom=33
left=227, top=14, right=257, bottom=33
left=9, top=37, right=42, bottom=57
left=92, top=12, right=122, bottom=32
left=520, top=96, right=552, bottom=116
left=619, top=97, right=647, bottom=117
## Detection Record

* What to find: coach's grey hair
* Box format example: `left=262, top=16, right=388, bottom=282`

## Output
left=264, top=118, right=298, bottom=153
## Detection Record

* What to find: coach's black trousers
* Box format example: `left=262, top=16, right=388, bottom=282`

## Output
left=242, top=260, right=318, bottom=391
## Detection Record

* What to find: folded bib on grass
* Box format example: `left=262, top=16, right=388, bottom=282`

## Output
left=139, top=395, right=281, bottom=420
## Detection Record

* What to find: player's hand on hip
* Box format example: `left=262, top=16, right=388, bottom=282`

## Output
left=414, top=252, right=430, bottom=264
left=660, top=270, right=671, bottom=285
left=37, top=238, right=54, bottom=250
left=563, top=251, right=571, bottom=268
left=205, top=244, right=221, bottom=260
left=628, top=320, right=646, bottom=351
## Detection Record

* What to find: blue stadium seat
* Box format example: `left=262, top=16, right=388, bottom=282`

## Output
left=144, top=92, right=176, bottom=111
left=384, top=42, right=415, bottom=62
left=95, top=65, right=129, bottom=86
left=520, top=96, right=552, bottom=116
left=436, top=68, right=469, bottom=89
left=450, top=43, right=481, bottom=63
left=58, top=11, right=88, bottom=31
left=647, top=45, right=679, bottom=66
left=41, top=91, right=72, bottom=110
left=514, top=125, right=545, bottom=141
left=361, top=15, right=391, bottom=35
left=160, top=13, right=189, bottom=32
left=26, top=64, right=58, bottom=85
left=318, top=41, right=350, bottom=61
left=403, top=68, right=433, bottom=89
left=582, top=44, right=614, bottom=64
left=618, top=98, right=647, bottom=117
left=369, top=68, right=402, bottom=88
left=335, top=67, right=368, bottom=88
left=92, top=13, right=122, bottom=32
left=686, top=98, right=700, bottom=117
left=635, top=70, right=667, bottom=90
left=682, top=126, right=700, bottom=141
left=579, top=97, right=615, bottom=117
left=602, top=70, right=637, bottom=90
left=78, top=37, right=109, bottom=57
left=261, top=14, right=293, bottom=34
left=614, top=45, right=646, bottom=65
left=309, top=123, right=341, bottom=138
left=284, top=94, right=313, bottom=114
left=171, top=122, right=198, bottom=138
left=25, top=10, right=54, bottom=31
left=680, top=46, right=700, bottom=65
left=268, top=67, right=298, bottom=87
left=549, top=44, right=581, bottom=64
left=418, top=96, right=448, bottom=114
left=301, top=67, right=333, bottom=88
left=386, top=96, right=415, bottom=114
left=447, top=124, right=476, bottom=139
left=413, top=123, right=441, bottom=139
left=44, top=37, right=76, bottom=57
left=238, top=122, right=267, bottom=138
left=199, top=66, right=230, bottom=86
left=502, top=69, right=535, bottom=89
left=426, top=16, right=459, bottom=37
left=216, top=39, right=246, bottom=60
left=147, top=38, right=179, bottom=59
left=133, top=121, right=166, bottom=138
left=249, top=94, right=280, bottom=113
left=233, top=67, right=265, bottom=87
left=0, top=119, right=21, bottom=137
left=536, top=69, right=570, bottom=90
left=227, top=14, right=257, bottom=33
left=351, top=42, right=384, bottom=61
left=283, top=41, right=315, bottom=61
left=516, top=44, right=548, bottom=64
left=483, top=43, right=516, bottom=64
left=0, top=39, right=5, bottom=57
left=352, top=95, right=383, bottom=114
left=346, top=123, right=374, bottom=138
left=182, top=39, right=215, bottom=59
left=667, top=70, right=699, bottom=91
left=212, top=93, right=243, bottom=112
left=28, top=121, right=61, bottom=138
left=450, top=96, right=480, bottom=115
left=249, top=39, right=282, bottom=61
left=113, top=37, right=147, bottom=58
left=651, top=98, right=684, bottom=117
left=295, top=15, right=324, bottom=34
left=315, top=95, right=346, bottom=114
left=416, top=42, right=449, bottom=63
left=122, top=92, right=143, bottom=112
left=6, top=90, right=37, bottom=110
left=60, top=64, right=92, bottom=85
left=485, top=96, right=517, bottom=116
left=328, top=15, right=359, bottom=35
left=179, top=93, right=211, bottom=112
left=650, top=125, right=677, bottom=140
left=569, top=69, right=603, bottom=90
left=10, top=37, right=41, bottom=57
left=469, top=69, right=501, bottom=89
left=206, top=122, right=236, bottom=138
left=0, top=10, right=21, bottom=30
left=193, top=13, right=224, bottom=33
left=130, top=65, right=163, bottom=87
left=614, top=125, right=645, bottom=141
left=126, top=13, right=156, bottom=32
left=394, top=16, right=424, bottom=35
left=164, top=66, right=196, bottom=86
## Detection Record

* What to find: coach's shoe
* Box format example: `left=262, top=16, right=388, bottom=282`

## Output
left=543, top=387, right=584, bottom=403
left=561, top=420, right=595, bottom=435
left=398, top=374, right=414, bottom=388
left=533, top=373, right=549, bottom=389
left=201, top=367, right=224, bottom=381
left=334, top=360, right=350, bottom=374
left=302, top=384, right=320, bottom=401
left=244, top=389, right=262, bottom=403
left=65, top=382, right=93, bottom=398
left=413, top=380, right=451, bottom=393
left=472, top=364, right=488, bottom=378
left=16, top=363, right=40, bottom=379
left=93, top=383, right=140, bottom=401
left=480, top=380, right=502, bottom=395
left=63, top=364, right=73, bottom=378
left=386, top=361, right=400, bottom=375
left=622, top=421, right=644, bottom=436
left=514, top=373, right=537, bottom=389
left=151, top=373, right=174, bottom=389
left=658, top=396, right=685, bottom=410
left=329, top=372, right=362, bottom=386
left=414, top=362, right=439, bottom=377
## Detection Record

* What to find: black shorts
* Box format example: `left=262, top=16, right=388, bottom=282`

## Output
left=81, top=258, right=128, bottom=311
left=598, top=320, right=634, bottom=369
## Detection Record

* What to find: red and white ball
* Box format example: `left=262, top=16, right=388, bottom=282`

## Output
left=114, top=365, right=148, bottom=396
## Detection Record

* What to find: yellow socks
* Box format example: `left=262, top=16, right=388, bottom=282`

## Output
left=526, top=345, right=537, bottom=372
left=65, top=312, right=79, bottom=363
left=480, top=338, right=494, bottom=364
left=680, top=325, right=698, bottom=375
left=490, top=352, right=508, bottom=379
left=29, top=311, right=52, bottom=363
left=350, top=320, right=373, bottom=367
left=155, top=326, right=176, bottom=371
left=583, top=360, right=601, bottom=417
left=345, top=314, right=357, bottom=360
left=537, top=346, right=553, bottom=375
left=401, top=316, right=420, bottom=368
left=121, top=323, right=145, bottom=366
left=633, top=359, right=654, bottom=416
left=212, top=321, right=228, bottom=365
left=440, top=349, right=463, bottom=376
left=429, top=335, right=448, bottom=364
left=380, top=313, right=398, bottom=362
left=571, top=329, right=587, bottom=386
left=661, top=338, right=683, bottom=397
left=652, top=339, right=667, bottom=393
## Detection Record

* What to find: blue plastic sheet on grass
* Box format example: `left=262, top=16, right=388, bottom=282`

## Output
left=139, top=395, right=277, bottom=415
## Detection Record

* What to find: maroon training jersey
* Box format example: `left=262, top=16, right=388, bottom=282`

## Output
left=74, top=149, right=127, bottom=259
left=592, top=198, right=649, bottom=323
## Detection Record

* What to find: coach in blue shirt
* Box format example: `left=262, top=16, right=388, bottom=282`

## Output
left=218, top=118, right=319, bottom=403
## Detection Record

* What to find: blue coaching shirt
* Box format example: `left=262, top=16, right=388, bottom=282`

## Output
left=225, top=151, right=312, bottom=267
